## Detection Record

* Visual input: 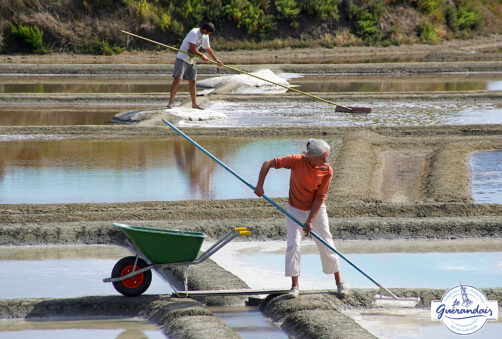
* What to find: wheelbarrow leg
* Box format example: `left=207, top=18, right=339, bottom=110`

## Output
left=132, top=254, right=139, bottom=271
left=183, top=265, right=189, bottom=297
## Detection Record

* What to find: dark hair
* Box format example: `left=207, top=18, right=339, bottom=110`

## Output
left=201, top=22, right=215, bottom=33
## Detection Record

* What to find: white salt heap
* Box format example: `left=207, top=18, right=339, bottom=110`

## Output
left=113, top=107, right=226, bottom=126
left=197, top=69, right=290, bottom=93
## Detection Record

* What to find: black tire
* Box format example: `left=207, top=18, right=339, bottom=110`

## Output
left=111, top=256, right=152, bottom=297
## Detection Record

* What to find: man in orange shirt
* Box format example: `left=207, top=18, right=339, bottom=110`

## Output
left=254, top=139, right=346, bottom=298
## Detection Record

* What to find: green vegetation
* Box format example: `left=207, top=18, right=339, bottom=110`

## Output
left=2, top=22, right=48, bottom=54
left=0, top=0, right=500, bottom=54
left=417, top=21, right=439, bottom=44
left=302, top=0, right=342, bottom=20
left=347, top=0, right=386, bottom=44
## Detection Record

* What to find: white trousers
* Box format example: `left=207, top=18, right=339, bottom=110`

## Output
left=285, top=203, right=340, bottom=277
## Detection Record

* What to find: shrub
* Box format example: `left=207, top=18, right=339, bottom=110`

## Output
left=76, top=36, right=125, bottom=55
left=136, top=0, right=152, bottom=23
left=445, top=3, right=459, bottom=32
left=301, top=0, right=342, bottom=20
left=347, top=0, right=386, bottom=44
left=174, top=0, right=205, bottom=29
left=418, top=0, right=441, bottom=14
left=458, top=7, right=483, bottom=31
left=417, top=21, right=439, bottom=44
left=275, top=0, right=300, bottom=22
left=223, top=0, right=275, bottom=37
left=153, top=3, right=184, bottom=37
left=206, top=0, right=226, bottom=27
left=2, top=22, right=48, bottom=53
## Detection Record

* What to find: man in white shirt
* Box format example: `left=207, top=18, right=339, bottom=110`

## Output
left=167, top=22, right=223, bottom=110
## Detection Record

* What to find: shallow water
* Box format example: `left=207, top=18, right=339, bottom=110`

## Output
left=207, top=240, right=502, bottom=290
left=470, top=150, right=502, bottom=203
left=2, top=72, right=502, bottom=126
left=0, top=136, right=304, bottom=204
left=1, top=73, right=501, bottom=93
left=210, top=306, right=287, bottom=339
left=194, top=100, right=502, bottom=127
left=345, top=308, right=501, bottom=339
left=0, top=245, right=172, bottom=299
left=0, top=107, right=121, bottom=126
left=0, top=318, right=165, bottom=339
left=3, top=101, right=501, bottom=127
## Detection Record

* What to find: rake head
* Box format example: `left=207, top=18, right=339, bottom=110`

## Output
left=335, top=106, right=372, bottom=113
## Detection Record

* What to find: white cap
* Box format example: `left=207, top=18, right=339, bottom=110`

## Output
left=306, top=139, right=330, bottom=157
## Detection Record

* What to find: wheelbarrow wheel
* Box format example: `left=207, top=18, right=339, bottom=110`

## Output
left=111, top=256, right=152, bottom=297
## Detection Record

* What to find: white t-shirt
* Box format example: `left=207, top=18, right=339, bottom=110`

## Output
left=176, top=28, right=210, bottom=64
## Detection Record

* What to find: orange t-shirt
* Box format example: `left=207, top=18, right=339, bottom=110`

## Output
left=274, top=154, right=333, bottom=211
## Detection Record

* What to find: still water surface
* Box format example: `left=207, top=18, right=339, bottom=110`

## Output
left=1, top=74, right=501, bottom=93
left=211, top=306, right=287, bottom=339
left=1, top=137, right=500, bottom=204
left=0, top=137, right=305, bottom=204
left=209, top=241, right=502, bottom=290
left=0, top=318, right=165, bottom=339
left=470, top=150, right=502, bottom=204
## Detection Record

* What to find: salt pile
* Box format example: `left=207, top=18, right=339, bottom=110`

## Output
left=197, top=69, right=290, bottom=93
left=113, top=107, right=226, bottom=126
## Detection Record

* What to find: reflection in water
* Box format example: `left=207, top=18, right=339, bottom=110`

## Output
left=1, top=74, right=501, bottom=94
left=0, top=136, right=306, bottom=203
left=211, top=306, right=287, bottom=339
left=0, top=108, right=120, bottom=126
left=470, top=150, right=502, bottom=203
left=173, top=140, right=221, bottom=199
left=0, top=319, right=165, bottom=339
left=293, top=76, right=496, bottom=93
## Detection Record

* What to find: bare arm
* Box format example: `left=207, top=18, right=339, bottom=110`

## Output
left=254, top=159, right=275, bottom=197
left=206, top=47, right=223, bottom=66
left=188, top=43, right=208, bottom=61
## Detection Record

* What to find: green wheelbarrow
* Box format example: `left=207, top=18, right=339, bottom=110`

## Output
left=103, top=223, right=251, bottom=297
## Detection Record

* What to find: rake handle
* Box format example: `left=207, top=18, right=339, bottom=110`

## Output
left=162, top=118, right=397, bottom=298
left=121, top=30, right=353, bottom=111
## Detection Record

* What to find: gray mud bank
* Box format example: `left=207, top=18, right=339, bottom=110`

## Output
left=2, top=60, right=502, bottom=75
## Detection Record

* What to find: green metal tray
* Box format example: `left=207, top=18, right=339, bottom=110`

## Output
left=113, top=223, right=206, bottom=264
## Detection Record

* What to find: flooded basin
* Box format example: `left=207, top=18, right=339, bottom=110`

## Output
left=1, top=73, right=501, bottom=94
left=206, top=240, right=502, bottom=291
left=0, top=106, right=122, bottom=126
left=470, top=150, right=502, bottom=203
left=2, top=101, right=501, bottom=127
left=196, top=100, right=502, bottom=127
left=290, top=73, right=502, bottom=93
left=0, top=75, right=170, bottom=94
left=344, top=308, right=501, bottom=339
left=0, top=318, right=165, bottom=339
left=0, top=245, right=172, bottom=299
left=210, top=306, right=287, bottom=339
left=0, top=136, right=304, bottom=204
left=1, top=72, right=501, bottom=126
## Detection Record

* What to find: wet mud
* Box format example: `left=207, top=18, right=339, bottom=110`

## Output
left=0, top=296, right=238, bottom=338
